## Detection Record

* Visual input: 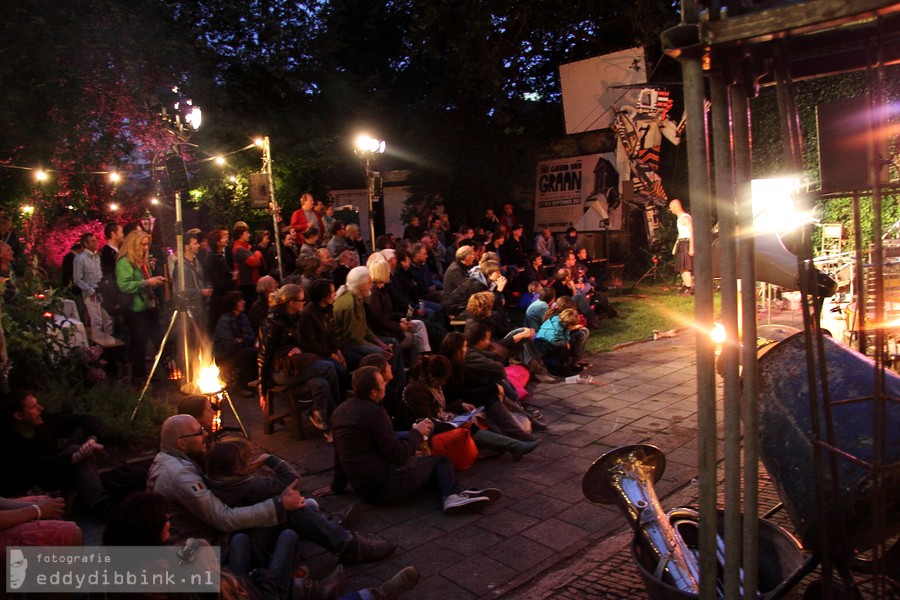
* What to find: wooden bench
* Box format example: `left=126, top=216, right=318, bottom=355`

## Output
left=254, top=382, right=316, bottom=439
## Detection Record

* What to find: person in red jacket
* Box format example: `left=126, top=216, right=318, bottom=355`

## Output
left=290, top=193, right=324, bottom=245
left=232, top=224, right=263, bottom=305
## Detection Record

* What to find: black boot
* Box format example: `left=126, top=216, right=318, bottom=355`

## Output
left=527, top=359, right=561, bottom=384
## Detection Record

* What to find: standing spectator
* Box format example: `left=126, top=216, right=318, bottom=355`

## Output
left=269, top=226, right=296, bottom=282
left=299, top=227, right=320, bottom=257
left=213, top=291, right=258, bottom=389
left=74, top=232, right=114, bottom=338
left=534, top=228, right=557, bottom=264
left=116, top=230, right=167, bottom=381
left=290, top=193, right=324, bottom=243
left=206, top=229, right=236, bottom=332
left=100, top=222, right=123, bottom=276
left=321, top=203, right=336, bottom=244
left=61, top=243, right=84, bottom=297
left=0, top=215, right=23, bottom=275
left=252, top=230, right=271, bottom=278
left=327, top=221, right=348, bottom=256
left=233, top=224, right=263, bottom=305
left=171, top=232, right=212, bottom=327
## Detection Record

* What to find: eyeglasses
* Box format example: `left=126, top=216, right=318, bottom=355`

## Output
left=179, top=426, right=207, bottom=439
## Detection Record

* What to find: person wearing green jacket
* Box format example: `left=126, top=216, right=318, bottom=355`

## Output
left=115, top=229, right=167, bottom=380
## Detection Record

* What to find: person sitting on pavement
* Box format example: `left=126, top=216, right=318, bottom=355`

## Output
left=461, top=292, right=559, bottom=383
left=462, top=323, right=547, bottom=434
left=403, top=355, right=539, bottom=461
left=439, top=332, right=538, bottom=442
left=147, top=414, right=395, bottom=566
left=0, top=390, right=110, bottom=516
left=314, top=366, right=502, bottom=516
left=205, top=438, right=364, bottom=555
left=258, top=284, right=341, bottom=437
left=0, top=495, right=82, bottom=558
left=525, top=287, right=556, bottom=330
left=535, top=308, right=589, bottom=377
left=213, top=290, right=259, bottom=391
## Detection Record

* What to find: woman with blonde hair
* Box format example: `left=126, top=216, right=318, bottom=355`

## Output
left=366, top=259, right=431, bottom=366
left=115, top=229, right=167, bottom=381
left=258, top=284, right=340, bottom=437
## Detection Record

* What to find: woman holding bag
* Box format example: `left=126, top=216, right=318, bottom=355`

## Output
left=115, top=230, right=167, bottom=382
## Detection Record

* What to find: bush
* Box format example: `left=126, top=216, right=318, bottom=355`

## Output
left=38, top=380, right=172, bottom=451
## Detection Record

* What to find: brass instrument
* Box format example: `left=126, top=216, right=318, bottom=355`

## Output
left=583, top=444, right=702, bottom=594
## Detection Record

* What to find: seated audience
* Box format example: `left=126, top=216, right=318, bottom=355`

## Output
left=249, top=275, right=278, bottom=333
left=1, top=390, right=109, bottom=515
left=525, top=287, right=557, bottom=330
left=258, top=284, right=340, bottom=436
left=147, top=415, right=393, bottom=565
left=535, top=308, right=589, bottom=377
left=403, top=356, right=539, bottom=460
left=367, top=258, right=431, bottom=366
left=316, top=367, right=502, bottom=515
left=299, top=279, right=351, bottom=397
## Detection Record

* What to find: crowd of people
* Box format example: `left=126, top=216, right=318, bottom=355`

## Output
left=0, top=195, right=641, bottom=599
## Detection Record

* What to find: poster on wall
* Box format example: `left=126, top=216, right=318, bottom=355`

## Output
left=534, top=153, right=622, bottom=233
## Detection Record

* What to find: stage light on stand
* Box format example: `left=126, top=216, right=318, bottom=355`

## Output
left=108, top=202, right=119, bottom=212
left=108, top=171, right=121, bottom=184
left=21, top=205, right=34, bottom=216
left=34, top=169, right=48, bottom=182
left=750, top=177, right=811, bottom=233
left=150, top=197, right=160, bottom=205
left=254, top=138, right=264, bottom=147
left=214, top=156, right=225, bottom=166
left=354, top=134, right=387, bottom=250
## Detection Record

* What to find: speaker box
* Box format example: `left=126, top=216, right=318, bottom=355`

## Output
left=165, top=154, right=190, bottom=191
left=816, top=97, right=888, bottom=193
left=249, top=173, right=270, bottom=209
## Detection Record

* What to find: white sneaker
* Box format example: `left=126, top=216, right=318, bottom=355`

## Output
left=443, top=492, right=491, bottom=515
left=462, top=487, right=501, bottom=504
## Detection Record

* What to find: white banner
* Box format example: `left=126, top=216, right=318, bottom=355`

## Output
left=534, top=153, right=622, bottom=233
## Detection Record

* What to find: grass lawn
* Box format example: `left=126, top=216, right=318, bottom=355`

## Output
left=586, top=280, right=718, bottom=353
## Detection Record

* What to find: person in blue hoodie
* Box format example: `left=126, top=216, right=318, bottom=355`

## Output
left=535, top=308, right=588, bottom=377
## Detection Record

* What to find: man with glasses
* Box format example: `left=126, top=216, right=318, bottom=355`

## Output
left=148, top=414, right=396, bottom=564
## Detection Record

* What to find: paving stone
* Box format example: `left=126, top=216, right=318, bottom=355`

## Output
left=485, top=534, right=558, bottom=570
left=522, top=517, right=594, bottom=551
left=440, top=554, right=518, bottom=596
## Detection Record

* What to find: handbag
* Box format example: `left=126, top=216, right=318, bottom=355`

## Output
left=429, top=427, right=478, bottom=470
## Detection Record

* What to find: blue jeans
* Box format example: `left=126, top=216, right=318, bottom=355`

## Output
left=273, top=359, right=339, bottom=422
left=228, top=529, right=297, bottom=600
